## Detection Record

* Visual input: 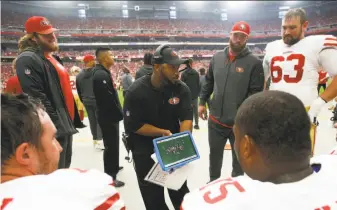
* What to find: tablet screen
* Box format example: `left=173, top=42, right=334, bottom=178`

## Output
left=156, top=133, right=197, bottom=168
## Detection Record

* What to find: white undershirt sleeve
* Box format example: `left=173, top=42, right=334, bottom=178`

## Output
left=319, top=48, right=337, bottom=76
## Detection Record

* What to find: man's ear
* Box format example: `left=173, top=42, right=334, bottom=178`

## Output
left=15, top=143, right=35, bottom=166
left=153, top=64, right=160, bottom=72
left=302, top=21, right=309, bottom=31
left=241, top=135, right=255, bottom=160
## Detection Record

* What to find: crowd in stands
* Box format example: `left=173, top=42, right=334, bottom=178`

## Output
left=1, top=59, right=210, bottom=91
left=1, top=64, right=14, bottom=90
left=0, top=45, right=262, bottom=90
left=2, top=8, right=334, bottom=90
left=2, top=11, right=336, bottom=33
left=1, top=48, right=264, bottom=57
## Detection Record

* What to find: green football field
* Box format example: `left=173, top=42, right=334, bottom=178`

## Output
left=118, top=90, right=124, bottom=107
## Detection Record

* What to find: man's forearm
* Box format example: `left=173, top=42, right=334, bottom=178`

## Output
left=135, top=124, right=166, bottom=137
left=319, top=77, right=328, bottom=83
left=180, top=120, right=193, bottom=132
left=320, top=76, right=337, bottom=102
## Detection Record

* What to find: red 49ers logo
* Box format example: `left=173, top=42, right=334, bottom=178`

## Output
left=168, top=97, right=180, bottom=105
left=40, top=19, right=51, bottom=26
left=239, top=24, right=246, bottom=30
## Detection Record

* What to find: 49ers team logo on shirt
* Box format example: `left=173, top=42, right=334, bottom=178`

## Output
left=168, top=97, right=180, bottom=105
left=236, top=67, right=244, bottom=73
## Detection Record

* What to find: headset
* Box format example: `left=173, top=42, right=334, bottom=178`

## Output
left=152, top=44, right=171, bottom=65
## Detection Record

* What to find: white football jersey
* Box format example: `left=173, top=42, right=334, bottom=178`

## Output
left=181, top=155, right=337, bottom=210
left=263, top=35, right=337, bottom=106
left=0, top=168, right=125, bottom=210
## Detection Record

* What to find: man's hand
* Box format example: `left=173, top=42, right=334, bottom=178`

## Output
left=162, top=130, right=172, bottom=136
left=308, top=97, right=326, bottom=125
left=198, top=105, right=208, bottom=120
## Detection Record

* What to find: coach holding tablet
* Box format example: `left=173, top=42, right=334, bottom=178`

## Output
left=123, top=44, right=193, bottom=210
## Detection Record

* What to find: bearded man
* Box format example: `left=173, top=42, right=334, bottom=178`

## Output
left=16, top=16, right=78, bottom=169
left=263, top=8, right=337, bottom=153
left=198, top=21, right=265, bottom=182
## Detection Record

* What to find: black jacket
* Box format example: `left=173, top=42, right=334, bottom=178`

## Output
left=181, top=67, right=200, bottom=100
left=200, top=47, right=264, bottom=126
left=16, top=48, right=78, bottom=138
left=135, top=65, right=153, bottom=80
left=92, top=64, right=123, bottom=123
left=76, top=68, right=96, bottom=106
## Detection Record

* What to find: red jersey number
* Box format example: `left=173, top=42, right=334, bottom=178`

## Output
left=70, top=80, right=76, bottom=90
left=270, top=54, right=305, bottom=83
left=1, top=198, right=13, bottom=210
left=201, top=178, right=245, bottom=204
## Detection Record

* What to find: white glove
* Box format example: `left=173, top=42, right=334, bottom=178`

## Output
left=308, top=97, right=326, bottom=125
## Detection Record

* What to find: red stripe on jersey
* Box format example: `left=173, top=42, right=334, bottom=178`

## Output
left=325, top=37, right=337, bottom=41
left=324, top=43, right=337, bottom=47
left=72, top=168, right=88, bottom=173
left=180, top=204, right=184, bottom=210
left=94, top=188, right=122, bottom=210
left=1, top=198, right=13, bottom=210
left=330, top=150, right=336, bottom=155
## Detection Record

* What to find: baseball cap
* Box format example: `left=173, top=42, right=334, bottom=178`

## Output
left=83, top=54, right=95, bottom=63
left=153, top=46, right=188, bottom=66
left=231, top=21, right=251, bottom=36
left=25, top=16, right=57, bottom=35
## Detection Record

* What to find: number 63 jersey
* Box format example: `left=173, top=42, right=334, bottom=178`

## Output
left=263, top=35, right=337, bottom=106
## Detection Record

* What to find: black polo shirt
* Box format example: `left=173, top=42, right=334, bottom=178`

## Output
left=123, top=75, right=193, bottom=154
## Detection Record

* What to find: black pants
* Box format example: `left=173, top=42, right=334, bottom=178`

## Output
left=317, top=83, right=326, bottom=94
left=208, top=119, right=243, bottom=181
left=84, top=104, right=102, bottom=140
left=98, top=121, right=120, bottom=179
left=133, top=153, right=189, bottom=210
left=192, top=98, right=199, bottom=126
left=58, top=135, right=73, bottom=169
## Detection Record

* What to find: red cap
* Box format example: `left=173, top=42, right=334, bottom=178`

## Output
left=231, top=21, right=250, bottom=36
left=25, top=16, right=57, bottom=35
left=83, top=54, right=95, bottom=63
